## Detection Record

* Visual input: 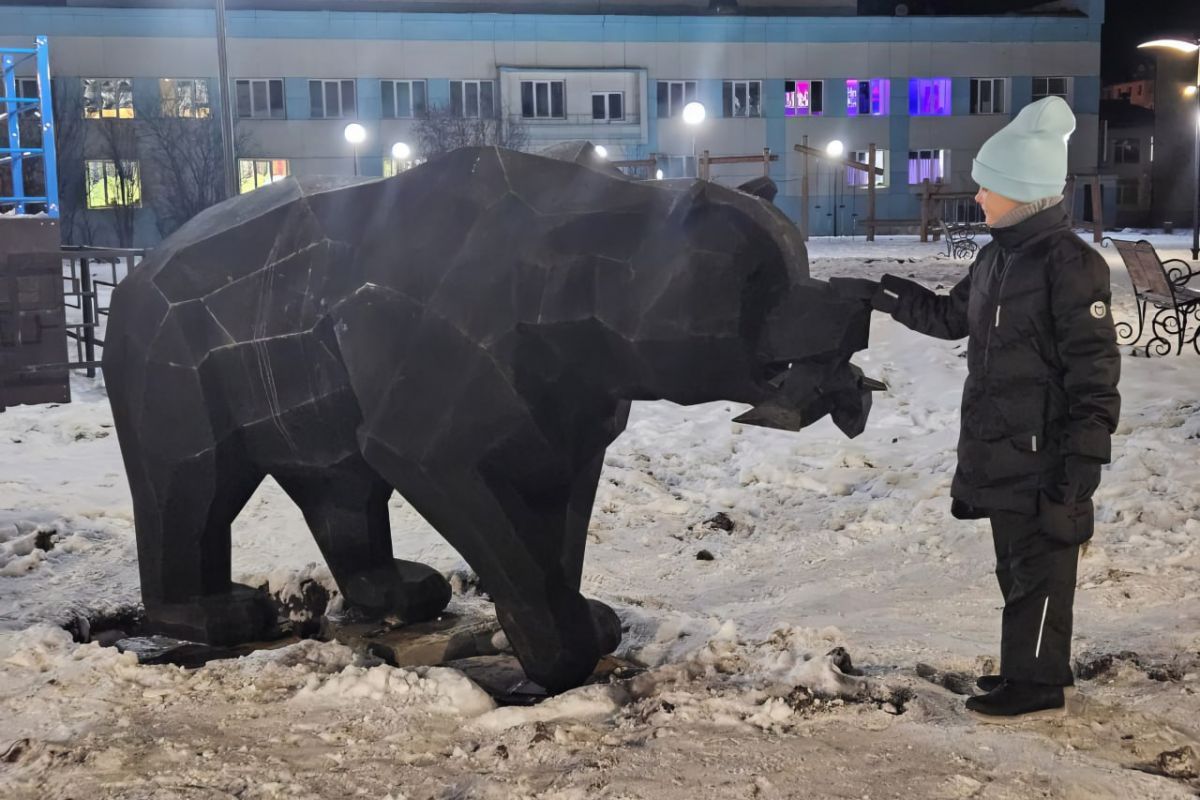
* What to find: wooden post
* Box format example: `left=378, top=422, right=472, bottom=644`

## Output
left=866, top=142, right=877, bottom=243
left=920, top=178, right=931, bottom=243
left=700, top=149, right=710, bottom=181
left=801, top=135, right=810, bottom=241
left=1090, top=174, right=1103, bottom=243
left=762, top=147, right=771, bottom=177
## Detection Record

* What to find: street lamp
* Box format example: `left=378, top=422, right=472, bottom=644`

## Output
left=682, top=101, right=706, bottom=177
left=825, top=141, right=847, bottom=236
left=344, top=122, right=367, bottom=177
left=826, top=139, right=846, bottom=158
left=391, top=141, right=411, bottom=161
left=1140, top=36, right=1200, bottom=260
left=593, top=144, right=608, bottom=159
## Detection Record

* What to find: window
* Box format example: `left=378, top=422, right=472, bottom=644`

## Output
left=909, top=78, right=951, bottom=116
left=381, top=80, right=427, bottom=119
left=848, top=149, right=889, bottom=188
left=450, top=80, right=495, bottom=118
left=17, top=77, right=38, bottom=99
left=592, top=92, right=624, bottom=121
left=970, top=78, right=1006, bottom=115
left=238, top=158, right=290, bottom=194
left=722, top=80, right=762, bottom=118
left=1116, top=178, right=1139, bottom=207
left=85, top=160, right=141, bottom=208
left=908, top=149, right=947, bottom=184
left=846, top=79, right=890, bottom=116
left=656, top=80, right=697, bottom=118
left=520, top=80, right=565, bottom=119
left=159, top=79, right=210, bottom=118
left=235, top=79, right=285, bottom=119
left=383, top=156, right=425, bottom=177
left=785, top=80, right=823, bottom=116
left=1113, top=138, right=1140, bottom=164
left=1033, top=77, right=1071, bottom=102
left=309, top=80, right=356, bottom=119
left=658, top=155, right=697, bottom=178
left=82, top=78, right=134, bottom=119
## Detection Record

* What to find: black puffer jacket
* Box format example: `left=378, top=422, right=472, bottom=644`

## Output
left=880, top=205, right=1121, bottom=517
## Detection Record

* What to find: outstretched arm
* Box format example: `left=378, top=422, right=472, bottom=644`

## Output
left=871, top=271, right=972, bottom=341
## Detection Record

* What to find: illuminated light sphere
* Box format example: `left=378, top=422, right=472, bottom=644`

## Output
left=594, top=145, right=609, bottom=159
left=343, top=123, right=367, bottom=144
left=682, top=101, right=706, bottom=125
left=391, top=141, right=412, bottom=160
left=655, top=169, right=665, bottom=180
left=1138, top=39, right=1200, bottom=54
left=826, top=139, right=845, bottom=158
left=1186, top=85, right=1199, bottom=98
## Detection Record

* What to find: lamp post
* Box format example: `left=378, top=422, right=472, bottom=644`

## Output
left=344, top=122, right=366, bottom=176
left=682, top=101, right=706, bottom=177
left=826, top=140, right=845, bottom=236
left=1139, top=37, right=1200, bottom=260
left=213, top=0, right=237, bottom=199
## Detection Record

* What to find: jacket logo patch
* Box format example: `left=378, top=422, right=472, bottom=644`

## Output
left=1090, top=301, right=1107, bottom=319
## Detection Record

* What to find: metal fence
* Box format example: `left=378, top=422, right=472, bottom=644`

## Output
left=60, top=245, right=142, bottom=377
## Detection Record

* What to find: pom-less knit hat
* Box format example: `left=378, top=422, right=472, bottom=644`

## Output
left=971, top=96, right=1076, bottom=202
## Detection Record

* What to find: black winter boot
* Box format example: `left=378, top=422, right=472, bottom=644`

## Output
left=976, top=674, right=1003, bottom=693
left=966, top=680, right=1065, bottom=719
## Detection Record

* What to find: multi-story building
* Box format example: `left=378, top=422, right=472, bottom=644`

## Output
left=0, top=0, right=1104, bottom=246
left=1101, top=79, right=1155, bottom=111
left=1099, top=99, right=1154, bottom=229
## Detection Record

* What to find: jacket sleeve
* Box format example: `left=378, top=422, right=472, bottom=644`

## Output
left=876, top=271, right=971, bottom=340
left=1049, top=245, right=1121, bottom=463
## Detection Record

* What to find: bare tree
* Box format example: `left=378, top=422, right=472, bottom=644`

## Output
left=50, top=85, right=97, bottom=246
left=136, top=104, right=255, bottom=238
left=87, top=118, right=139, bottom=248
left=412, top=105, right=528, bottom=160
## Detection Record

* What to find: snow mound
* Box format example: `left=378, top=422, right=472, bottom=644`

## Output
left=293, top=661, right=496, bottom=716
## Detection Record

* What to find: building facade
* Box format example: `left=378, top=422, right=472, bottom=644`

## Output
left=0, top=0, right=1104, bottom=245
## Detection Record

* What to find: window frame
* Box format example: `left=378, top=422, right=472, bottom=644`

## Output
left=85, top=159, right=141, bottom=208
left=908, top=78, right=952, bottom=117
left=1032, top=76, right=1072, bottom=103
left=784, top=79, right=824, bottom=117
left=1115, top=178, right=1140, bottom=207
left=1113, top=138, right=1141, bottom=165
left=82, top=78, right=134, bottom=120
left=237, top=157, right=290, bottom=194
left=519, top=79, right=566, bottom=120
left=722, top=79, right=763, bottom=118
left=159, top=78, right=211, bottom=119
left=969, top=77, right=1007, bottom=115
left=907, top=148, right=947, bottom=185
left=847, top=149, right=889, bottom=188
left=381, top=79, right=427, bottom=119
left=309, top=79, right=357, bottom=120
left=846, top=78, right=891, bottom=117
left=234, top=78, right=286, bottom=120
left=591, top=91, right=625, bottom=122
left=450, top=80, right=495, bottom=119
left=656, top=80, right=698, bottom=118
left=16, top=77, right=39, bottom=99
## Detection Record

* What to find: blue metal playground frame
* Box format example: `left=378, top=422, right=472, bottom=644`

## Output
left=0, top=36, right=59, bottom=218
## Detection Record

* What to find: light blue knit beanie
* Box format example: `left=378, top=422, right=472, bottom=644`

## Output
left=971, top=96, right=1076, bottom=202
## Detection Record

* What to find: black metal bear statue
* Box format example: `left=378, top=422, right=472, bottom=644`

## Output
left=103, top=145, right=877, bottom=692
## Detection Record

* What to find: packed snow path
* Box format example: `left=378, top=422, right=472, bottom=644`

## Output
left=1, top=236, right=1198, bottom=798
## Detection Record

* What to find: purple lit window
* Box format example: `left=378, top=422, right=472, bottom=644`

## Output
left=908, top=149, right=946, bottom=184
left=846, top=78, right=890, bottom=116
left=909, top=78, right=951, bottom=116
left=785, top=80, right=824, bottom=116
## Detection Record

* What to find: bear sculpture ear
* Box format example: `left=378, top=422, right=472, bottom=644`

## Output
left=736, top=176, right=778, bottom=204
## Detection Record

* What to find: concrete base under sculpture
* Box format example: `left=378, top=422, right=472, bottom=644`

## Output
left=103, top=144, right=876, bottom=693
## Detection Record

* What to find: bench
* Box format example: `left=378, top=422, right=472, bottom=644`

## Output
left=937, top=219, right=984, bottom=260
left=1102, top=237, right=1200, bottom=356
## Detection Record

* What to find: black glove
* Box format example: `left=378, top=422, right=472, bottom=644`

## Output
left=828, top=277, right=879, bottom=305
left=871, top=274, right=910, bottom=315
left=1045, top=455, right=1103, bottom=504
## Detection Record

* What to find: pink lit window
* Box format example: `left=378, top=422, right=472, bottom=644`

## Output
left=846, top=78, right=890, bottom=116
left=785, top=80, right=824, bottom=116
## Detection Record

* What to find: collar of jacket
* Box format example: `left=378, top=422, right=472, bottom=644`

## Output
left=989, top=204, right=1071, bottom=252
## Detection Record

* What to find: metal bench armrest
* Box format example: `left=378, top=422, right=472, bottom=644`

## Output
left=1162, top=258, right=1197, bottom=288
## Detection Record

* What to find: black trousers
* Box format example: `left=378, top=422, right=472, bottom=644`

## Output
left=989, top=509, right=1082, bottom=686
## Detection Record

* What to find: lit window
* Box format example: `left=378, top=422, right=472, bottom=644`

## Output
left=1113, top=138, right=1140, bottom=164
left=970, top=78, right=1006, bottom=115
left=909, top=78, right=951, bottom=116
left=235, top=79, right=285, bottom=119
left=723, top=80, right=762, bottom=118
left=785, top=80, right=824, bottom=116
left=160, top=79, right=211, bottom=118
left=238, top=158, right=290, bottom=193
left=85, top=160, right=141, bottom=208
left=1033, top=77, right=1071, bottom=102
left=450, top=80, right=495, bottom=118
left=82, top=78, right=134, bottom=119
left=381, top=80, right=427, bottom=118
left=656, top=80, right=697, bottom=118
left=848, top=149, right=889, bottom=188
left=520, top=80, right=565, bottom=119
left=383, top=157, right=425, bottom=177
left=592, top=92, right=624, bottom=121
left=908, top=149, right=947, bottom=184
left=846, top=79, right=890, bottom=116
left=310, top=80, right=357, bottom=119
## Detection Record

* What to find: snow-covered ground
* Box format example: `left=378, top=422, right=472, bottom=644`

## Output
left=2, top=233, right=1199, bottom=799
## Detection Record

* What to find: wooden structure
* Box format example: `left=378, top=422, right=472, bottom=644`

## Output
left=793, top=141, right=885, bottom=241
left=1063, top=174, right=1105, bottom=244
left=0, top=218, right=68, bottom=408
left=1103, top=237, right=1200, bottom=356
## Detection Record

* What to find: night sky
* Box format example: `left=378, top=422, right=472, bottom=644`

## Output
left=1102, top=0, right=1200, bottom=83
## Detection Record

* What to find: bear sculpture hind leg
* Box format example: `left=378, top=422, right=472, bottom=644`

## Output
left=274, top=456, right=451, bottom=623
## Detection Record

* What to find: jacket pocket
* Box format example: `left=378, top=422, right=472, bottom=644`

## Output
left=1038, top=495, right=1094, bottom=545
